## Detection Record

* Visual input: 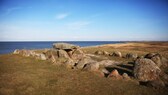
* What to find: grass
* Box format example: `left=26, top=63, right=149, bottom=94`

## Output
left=0, top=54, right=168, bottom=95
left=81, top=42, right=168, bottom=59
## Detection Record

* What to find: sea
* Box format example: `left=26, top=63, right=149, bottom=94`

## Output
left=0, top=41, right=124, bottom=54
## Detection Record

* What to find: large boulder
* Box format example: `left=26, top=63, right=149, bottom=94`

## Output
left=145, top=53, right=162, bottom=67
left=44, top=49, right=58, bottom=59
left=126, top=53, right=138, bottom=59
left=58, top=50, right=70, bottom=59
left=83, top=62, right=99, bottom=71
left=53, top=43, right=79, bottom=50
left=72, top=49, right=85, bottom=61
left=44, top=49, right=58, bottom=63
left=76, top=57, right=95, bottom=69
left=110, top=51, right=122, bottom=57
left=134, top=58, right=161, bottom=82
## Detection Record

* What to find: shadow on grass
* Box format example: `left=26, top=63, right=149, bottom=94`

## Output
left=105, top=62, right=135, bottom=77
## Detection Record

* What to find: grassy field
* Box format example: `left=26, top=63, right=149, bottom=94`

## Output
left=82, top=42, right=168, bottom=59
left=0, top=42, right=168, bottom=95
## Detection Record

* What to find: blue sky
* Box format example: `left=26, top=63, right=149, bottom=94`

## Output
left=0, top=0, right=168, bottom=41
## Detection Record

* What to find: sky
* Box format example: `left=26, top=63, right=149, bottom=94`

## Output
left=0, top=0, right=168, bottom=41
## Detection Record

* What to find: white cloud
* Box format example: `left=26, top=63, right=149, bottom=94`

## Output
left=55, top=13, right=69, bottom=20
left=66, top=21, right=92, bottom=30
left=3, top=7, right=21, bottom=16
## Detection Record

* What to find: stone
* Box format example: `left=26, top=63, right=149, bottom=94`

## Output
left=103, top=51, right=109, bottom=55
left=13, top=49, right=36, bottom=57
left=126, top=53, right=138, bottom=59
left=95, top=50, right=109, bottom=55
left=72, top=49, right=85, bottom=61
left=93, top=70, right=105, bottom=77
left=134, top=58, right=161, bottom=82
left=58, top=50, right=69, bottom=58
left=111, top=51, right=122, bottom=57
left=64, top=59, right=76, bottom=68
left=98, top=60, right=120, bottom=67
left=83, top=62, right=100, bottom=71
left=101, top=68, right=110, bottom=74
left=50, top=55, right=56, bottom=63
left=39, top=54, right=47, bottom=60
left=122, top=73, right=130, bottom=80
left=108, top=69, right=122, bottom=79
left=151, top=55, right=162, bottom=67
left=95, top=50, right=103, bottom=55
left=44, top=49, right=59, bottom=63
left=34, top=53, right=46, bottom=60
left=44, top=49, right=58, bottom=60
left=145, top=53, right=157, bottom=59
left=76, top=57, right=95, bottom=69
left=145, top=53, right=162, bottom=67
left=13, top=49, right=20, bottom=54
left=53, top=43, right=79, bottom=50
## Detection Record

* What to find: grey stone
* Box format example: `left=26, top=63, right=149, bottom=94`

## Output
left=122, top=73, right=130, bottom=80
left=98, top=60, right=120, bottom=67
left=83, top=62, right=99, bottom=71
left=53, top=43, right=79, bottom=50
left=76, top=57, right=95, bottom=69
left=134, top=58, right=161, bottom=82
left=126, top=53, right=138, bottom=59
left=39, top=54, right=47, bottom=60
left=58, top=50, right=69, bottom=58
left=111, top=51, right=122, bottom=57
left=95, top=50, right=103, bottom=55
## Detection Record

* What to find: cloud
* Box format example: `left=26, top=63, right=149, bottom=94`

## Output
left=66, top=21, right=92, bottom=30
left=4, top=7, right=21, bottom=15
left=55, top=13, right=69, bottom=20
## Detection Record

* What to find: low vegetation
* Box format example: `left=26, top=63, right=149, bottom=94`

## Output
left=0, top=42, right=168, bottom=95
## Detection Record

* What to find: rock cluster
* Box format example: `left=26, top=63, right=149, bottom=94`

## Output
left=13, top=49, right=47, bottom=60
left=133, top=53, right=168, bottom=88
left=13, top=43, right=168, bottom=88
left=95, top=50, right=138, bottom=59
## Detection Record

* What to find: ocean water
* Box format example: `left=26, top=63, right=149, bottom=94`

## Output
left=0, top=41, right=124, bottom=54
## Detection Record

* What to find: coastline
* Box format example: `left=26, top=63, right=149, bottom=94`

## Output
left=0, top=42, right=168, bottom=95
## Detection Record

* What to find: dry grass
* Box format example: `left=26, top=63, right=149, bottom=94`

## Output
left=82, top=42, right=168, bottom=59
left=0, top=42, right=168, bottom=95
left=0, top=54, right=168, bottom=95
